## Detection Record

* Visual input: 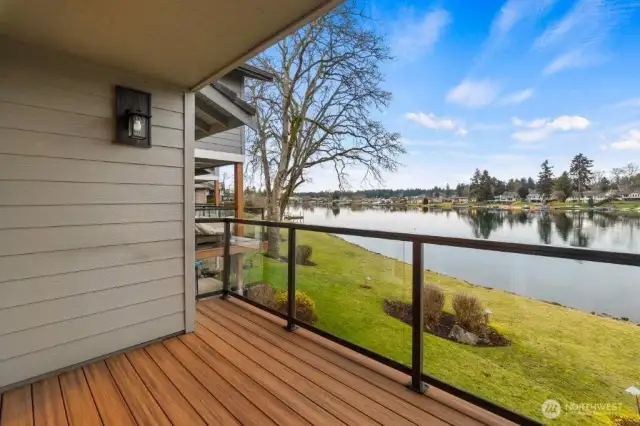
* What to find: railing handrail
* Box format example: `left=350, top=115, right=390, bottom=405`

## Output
left=195, top=217, right=640, bottom=267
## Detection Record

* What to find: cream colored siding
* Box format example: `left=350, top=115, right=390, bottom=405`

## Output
left=0, top=40, right=188, bottom=389
left=195, top=72, right=244, bottom=154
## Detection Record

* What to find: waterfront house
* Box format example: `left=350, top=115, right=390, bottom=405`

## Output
left=495, top=192, right=519, bottom=203
left=526, top=191, right=543, bottom=203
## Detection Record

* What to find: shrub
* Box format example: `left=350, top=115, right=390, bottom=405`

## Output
left=274, top=291, right=318, bottom=324
left=452, top=293, right=487, bottom=335
left=295, top=245, right=313, bottom=265
left=423, top=284, right=445, bottom=326
left=245, top=284, right=276, bottom=308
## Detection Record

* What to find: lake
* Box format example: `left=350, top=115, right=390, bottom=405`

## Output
left=287, top=205, right=640, bottom=322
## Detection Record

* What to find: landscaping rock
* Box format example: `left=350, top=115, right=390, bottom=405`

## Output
left=448, top=324, right=480, bottom=346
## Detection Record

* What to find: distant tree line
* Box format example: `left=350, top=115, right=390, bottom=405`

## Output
left=294, top=155, right=640, bottom=202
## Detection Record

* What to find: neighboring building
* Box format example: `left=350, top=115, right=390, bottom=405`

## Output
left=566, top=191, right=608, bottom=203
left=621, top=191, right=640, bottom=201
left=495, top=192, right=518, bottom=203
left=526, top=191, right=543, bottom=203
left=452, top=196, right=469, bottom=204
left=0, top=0, right=335, bottom=390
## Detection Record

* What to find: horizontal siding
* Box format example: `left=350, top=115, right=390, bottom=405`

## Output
left=0, top=221, right=183, bottom=256
left=0, top=204, right=183, bottom=229
left=0, top=128, right=183, bottom=168
left=0, top=102, right=183, bottom=145
left=0, top=295, right=184, bottom=361
left=0, top=40, right=188, bottom=388
left=0, top=313, right=185, bottom=389
left=0, top=258, right=184, bottom=309
left=0, top=276, right=184, bottom=336
left=0, top=154, right=182, bottom=185
left=195, top=140, right=242, bottom=155
left=0, top=51, right=184, bottom=113
left=0, top=181, right=183, bottom=205
left=0, top=240, right=184, bottom=283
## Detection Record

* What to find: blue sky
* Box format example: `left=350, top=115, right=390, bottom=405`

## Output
left=300, top=0, right=640, bottom=191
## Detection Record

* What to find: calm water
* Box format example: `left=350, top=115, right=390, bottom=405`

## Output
left=288, top=205, right=640, bottom=321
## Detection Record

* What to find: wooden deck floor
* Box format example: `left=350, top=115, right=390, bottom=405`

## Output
left=0, top=298, right=514, bottom=426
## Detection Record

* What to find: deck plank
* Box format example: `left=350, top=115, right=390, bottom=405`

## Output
left=0, top=385, right=33, bottom=426
left=194, top=318, right=353, bottom=426
left=58, top=369, right=101, bottom=426
left=178, top=333, right=311, bottom=426
left=162, top=337, right=277, bottom=426
left=32, top=376, right=68, bottom=426
left=196, top=311, right=407, bottom=426
left=208, top=298, right=509, bottom=426
left=105, top=354, right=171, bottom=426
left=126, top=348, right=206, bottom=426
left=145, top=343, right=240, bottom=426
left=199, top=303, right=458, bottom=425
left=83, top=362, right=135, bottom=426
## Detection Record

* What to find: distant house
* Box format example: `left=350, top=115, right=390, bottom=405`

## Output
left=526, top=191, right=543, bottom=203
left=620, top=191, right=640, bottom=201
left=452, top=196, right=469, bottom=204
left=495, top=192, right=518, bottom=203
left=566, top=191, right=608, bottom=203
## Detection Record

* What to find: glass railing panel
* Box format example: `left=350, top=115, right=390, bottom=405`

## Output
left=293, top=230, right=413, bottom=368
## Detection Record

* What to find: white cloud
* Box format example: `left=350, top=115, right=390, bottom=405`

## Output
left=405, top=112, right=467, bottom=135
left=543, top=49, right=594, bottom=75
left=498, top=88, right=534, bottom=105
left=614, top=98, right=640, bottom=108
left=611, top=130, right=640, bottom=150
left=511, top=115, right=590, bottom=142
left=446, top=79, right=499, bottom=108
left=401, top=138, right=468, bottom=147
left=391, top=9, right=451, bottom=60
left=405, top=112, right=455, bottom=130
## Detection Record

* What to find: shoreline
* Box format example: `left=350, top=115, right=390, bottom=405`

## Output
left=330, top=233, right=639, bottom=325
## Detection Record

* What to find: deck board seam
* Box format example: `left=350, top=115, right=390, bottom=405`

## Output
left=166, top=337, right=281, bottom=426
left=56, top=376, right=71, bottom=426
left=95, top=362, right=137, bottom=426
left=80, top=367, right=104, bottom=426
left=194, top=318, right=353, bottom=426
left=198, top=304, right=450, bottom=426
left=154, top=341, right=246, bottom=426
left=122, top=352, right=175, bottom=426
left=204, top=300, right=476, bottom=426
left=141, top=347, right=210, bottom=426
left=187, top=332, right=313, bottom=426
left=196, top=314, right=392, bottom=426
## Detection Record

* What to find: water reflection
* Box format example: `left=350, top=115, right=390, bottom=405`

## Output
left=296, top=204, right=640, bottom=249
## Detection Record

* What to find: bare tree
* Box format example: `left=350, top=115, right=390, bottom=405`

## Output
left=245, top=1, right=404, bottom=257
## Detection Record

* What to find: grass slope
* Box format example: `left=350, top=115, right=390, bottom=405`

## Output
left=242, top=231, right=640, bottom=425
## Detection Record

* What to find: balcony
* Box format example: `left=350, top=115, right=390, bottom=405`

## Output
left=0, top=298, right=512, bottom=425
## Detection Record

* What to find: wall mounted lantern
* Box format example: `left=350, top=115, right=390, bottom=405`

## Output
left=115, top=86, right=152, bottom=148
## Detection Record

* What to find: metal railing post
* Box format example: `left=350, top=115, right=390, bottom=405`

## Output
left=409, top=240, right=427, bottom=393
left=222, top=220, right=231, bottom=299
left=286, top=227, right=297, bottom=331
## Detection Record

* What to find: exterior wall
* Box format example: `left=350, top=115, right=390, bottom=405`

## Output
left=0, top=39, right=190, bottom=389
left=195, top=71, right=244, bottom=155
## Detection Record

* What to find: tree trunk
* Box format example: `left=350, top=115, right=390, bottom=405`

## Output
left=266, top=195, right=281, bottom=259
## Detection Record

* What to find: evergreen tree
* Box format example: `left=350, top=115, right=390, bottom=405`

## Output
left=569, top=153, right=594, bottom=198
left=480, top=170, right=493, bottom=201
left=470, top=169, right=482, bottom=199
left=555, top=171, right=573, bottom=201
left=527, top=177, right=536, bottom=189
left=537, top=159, right=555, bottom=200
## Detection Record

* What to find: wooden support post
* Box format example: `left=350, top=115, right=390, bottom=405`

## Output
left=213, top=180, right=221, bottom=206
left=234, top=163, right=244, bottom=294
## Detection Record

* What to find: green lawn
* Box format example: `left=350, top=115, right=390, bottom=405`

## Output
left=240, top=231, right=640, bottom=425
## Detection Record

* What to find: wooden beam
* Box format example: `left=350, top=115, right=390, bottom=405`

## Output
left=213, top=181, right=221, bottom=206
left=234, top=163, right=244, bottom=222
